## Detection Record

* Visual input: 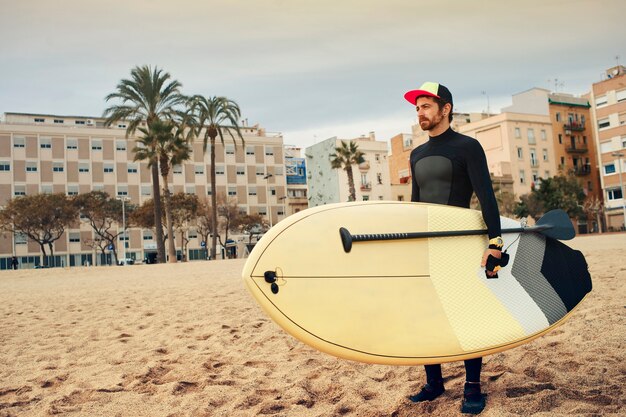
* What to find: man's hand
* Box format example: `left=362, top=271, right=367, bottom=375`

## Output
left=481, top=248, right=502, bottom=277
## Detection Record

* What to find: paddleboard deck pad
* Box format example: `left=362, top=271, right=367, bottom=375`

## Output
left=242, top=202, right=592, bottom=365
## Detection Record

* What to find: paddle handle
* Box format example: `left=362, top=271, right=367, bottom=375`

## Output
left=340, top=225, right=551, bottom=253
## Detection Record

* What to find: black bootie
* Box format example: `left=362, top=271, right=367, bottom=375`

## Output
left=461, top=382, right=486, bottom=414
left=408, top=379, right=445, bottom=402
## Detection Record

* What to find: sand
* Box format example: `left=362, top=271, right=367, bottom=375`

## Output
left=1, top=233, right=624, bottom=417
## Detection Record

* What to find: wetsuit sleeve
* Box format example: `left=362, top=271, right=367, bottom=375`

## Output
left=466, top=140, right=501, bottom=239
left=410, top=153, right=420, bottom=202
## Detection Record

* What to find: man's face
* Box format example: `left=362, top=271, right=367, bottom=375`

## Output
left=415, top=96, right=447, bottom=131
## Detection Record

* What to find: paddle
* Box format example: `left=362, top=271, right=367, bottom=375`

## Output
left=339, top=209, right=575, bottom=253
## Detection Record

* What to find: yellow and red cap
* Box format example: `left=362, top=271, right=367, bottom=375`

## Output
left=404, top=82, right=453, bottom=106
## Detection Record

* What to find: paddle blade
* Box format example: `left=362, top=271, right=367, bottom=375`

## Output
left=536, top=210, right=576, bottom=240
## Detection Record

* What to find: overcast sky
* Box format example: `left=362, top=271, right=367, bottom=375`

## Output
left=1, top=0, right=624, bottom=148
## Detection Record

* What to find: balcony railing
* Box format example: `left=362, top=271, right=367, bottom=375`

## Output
left=360, top=183, right=371, bottom=191
left=564, top=121, right=585, bottom=132
left=565, top=146, right=588, bottom=154
left=572, top=165, right=592, bottom=176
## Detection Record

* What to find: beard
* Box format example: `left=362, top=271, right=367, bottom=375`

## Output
left=419, top=111, right=445, bottom=131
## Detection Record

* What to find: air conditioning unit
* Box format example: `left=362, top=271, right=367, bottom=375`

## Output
left=86, top=120, right=94, bottom=126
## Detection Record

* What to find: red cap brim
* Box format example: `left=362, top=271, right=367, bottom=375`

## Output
left=404, top=89, right=440, bottom=105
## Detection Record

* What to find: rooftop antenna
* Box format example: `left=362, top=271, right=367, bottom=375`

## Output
left=548, top=78, right=564, bottom=93
left=616, top=55, right=621, bottom=67
left=481, top=91, right=491, bottom=114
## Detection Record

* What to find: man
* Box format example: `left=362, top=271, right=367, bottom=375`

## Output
left=404, top=82, right=504, bottom=415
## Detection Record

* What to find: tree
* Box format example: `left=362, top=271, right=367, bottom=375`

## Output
left=129, top=198, right=168, bottom=251
left=330, top=141, right=365, bottom=202
left=514, top=193, right=544, bottom=221
left=217, top=194, right=242, bottom=258
left=74, top=191, right=135, bottom=266
left=196, top=197, right=214, bottom=260
left=135, top=119, right=192, bottom=262
left=0, top=194, right=78, bottom=267
left=103, top=65, right=186, bottom=263
left=582, top=195, right=604, bottom=233
left=236, top=214, right=269, bottom=245
left=189, top=95, right=244, bottom=261
left=170, top=192, right=200, bottom=261
left=514, top=173, right=585, bottom=221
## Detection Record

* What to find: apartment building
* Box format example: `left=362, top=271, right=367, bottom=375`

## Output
left=0, top=112, right=287, bottom=269
left=459, top=113, right=556, bottom=198
left=306, top=133, right=391, bottom=206
left=589, top=66, right=626, bottom=231
left=283, top=146, right=308, bottom=215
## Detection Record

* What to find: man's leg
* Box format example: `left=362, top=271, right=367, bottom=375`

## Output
left=408, top=364, right=445, bottom=402
left=462, top=357, right=486, bottom=414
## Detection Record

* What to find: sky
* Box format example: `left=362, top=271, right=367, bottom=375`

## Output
left=1, top=0, right=625, bottom=149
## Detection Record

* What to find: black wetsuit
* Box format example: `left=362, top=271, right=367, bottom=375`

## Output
left=410, top=127, right=501, bottom=239
left=410, top=127, right=501, bottom=383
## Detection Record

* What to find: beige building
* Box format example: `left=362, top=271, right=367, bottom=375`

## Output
left=0, top=112, right=287, bottom=268
left=589, top=66, right=626, bottom=231
left=306, top=133, right=391, bottom=206
left=459, top=113, right=556, bottom=197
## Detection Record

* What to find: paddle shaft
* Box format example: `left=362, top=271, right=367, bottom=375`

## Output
left=340, top=224, right=552, bottom=252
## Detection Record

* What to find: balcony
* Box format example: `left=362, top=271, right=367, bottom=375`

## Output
left=565, top=146, right=588, bottom=154
left=360, top=182, right=371, bottom=191
left=572, top=165, right=592, bottom=176
left=358, top=161, right=370, bottom=171
left=564, top=121, right=585, bottom=133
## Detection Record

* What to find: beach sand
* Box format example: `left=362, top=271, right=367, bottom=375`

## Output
left=1, top=233, right=624, bottom=416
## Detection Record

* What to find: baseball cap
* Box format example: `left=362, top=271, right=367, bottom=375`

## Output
left=404, top=82, right=453, bottom=106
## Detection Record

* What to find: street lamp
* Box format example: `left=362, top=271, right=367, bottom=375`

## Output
left=263, top=174, right=273, bottom=228
left=278, top=196, right=287, bottom=220
left=611, top=152, right=626, bottom=230
left=116, top=196, right=130, bottom=264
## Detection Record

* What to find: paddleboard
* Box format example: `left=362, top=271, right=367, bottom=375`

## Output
left=242, top=201, right=592, bottom=365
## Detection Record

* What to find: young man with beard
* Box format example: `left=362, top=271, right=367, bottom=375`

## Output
left=404, top=82, right=504, bottom=415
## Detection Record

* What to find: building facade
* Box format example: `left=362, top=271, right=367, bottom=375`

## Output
left=306, top=133, right=391, bottom=206
left=0, top=112, right=287, bottom=269
left=589, top=66, right=626, bottom=231
left=283, top=146, right=308, bottom=215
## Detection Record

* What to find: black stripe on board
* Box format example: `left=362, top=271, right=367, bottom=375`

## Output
left=540, top=238, right=592, bottom=311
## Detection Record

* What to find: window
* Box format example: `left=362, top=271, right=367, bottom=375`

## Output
left=69, top=233, right=80, bottom=243
left=588, top=181, right=593, bottom=191
left=403, top=135, right=413, bottom=148
left=15, top=233, right=28, bottom=244
left=362, top=195, right=370, bottom=201
left=118, top=124, right=127, bottom=129
left=117, top=187, right=128, bottom=196
left=545, top=170, right=550, bottom=178
left=75, top=120, right=86, bottom=125
left=195, top=165, right=204, bottom=175
left=54, top=119, right=64, bottom=124
left=26, top=162, right=38, bottom=172
left=143, top=232, right=153, bottom=240
left=41, top=185, right=53, bottom=194
left=185, top=186, right=195, bottom=195
left=617, top=89, right=626, bottom=103
left=622, top=136, right=626, bottom=149
left=377, top=173, right=383, bottom=184
left=141, top=186, right=151, bottom=196
left=527, top=129, right=535, bottom=144
left=541, top=130, right=546, bottom=141
left=14, top=185, right=26, bottom=196
left=116, top=141, right=127, bottom=151
left=604, top=163, right=616, bottom=175
left=558, top=134, right=562, bottom=144
left=207, top=187, right=212, bottom=196
left=34, top=118, right=45, bottom=123
left=265, top=147, right=274, bottom=156
left=188, top=229, right=197, bottom=239
left=236, top=166, right=245, bottom=175
left=598, top=118, right=610, bottom=130
left=248, top=187, right=257, bottom=196
left=91, top=139, right=102, bottom=150
left=127, top=164, right=138, bottom=173
left=66, top=139, right=78, bottom=149
left=274, top=166, right=283, bottom=176
left=519, top=170, right=525, bottom=184
left=79, top=163, right=90, bottom=173
left=119, top=233, right=128, bottom=241
left=53, top=162, right=64, bottom=172
left=595, top=95, right=607, bottom=107
left=215, top=165, right=225, bottom=175
left=514, top=127, right=521, bottom=138
left=600, top=141, right=613, bottom=154
left=13, top=137, right=25, bottom=148
left=532, top=171, right=539, bottom=183
left=619, top=112, right=626, bottom=126
left=375, top=154, right=380, bottom=162
left=542, top=149, right=548, bottom=162
left=517, top=147, right=523, bottom=159
left=173, top=164, right=182, bottom=174
left=67, top=185, right=78, bottom=196
left=228, top=187, right=237, bottom=196
left=246, top=146, right=255, bottom=155
left=530, top=149, right=538, bottom=167
left=270, top=188, right=276, bottom=196
left=225, top=145, right=235, bottom=155
left=104, top=164, right=114, bottom=173
left=560, top=156, right=565, bottom=167
left=607, top=188, right=623, bottom=200
left=256, top=166, right=265, bottom=176
left=555, top=112, right=561, bottom=122
left=40, top=138, right=51, bottom=148
left=0, top=161, right=10, bottom=171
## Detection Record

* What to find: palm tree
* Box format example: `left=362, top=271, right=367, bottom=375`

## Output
left=102, top=65, right=186, bottom=263
left=188, top=95, right=244, bottom=260
left=330, top=141, right=365, bottom=202
left=136, top=119, right=192, bottom=262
